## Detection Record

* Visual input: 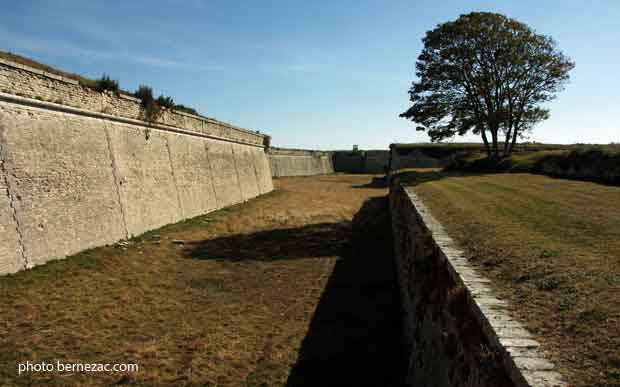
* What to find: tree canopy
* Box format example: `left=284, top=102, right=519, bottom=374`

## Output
left=400, top=12, right=574, bottom=158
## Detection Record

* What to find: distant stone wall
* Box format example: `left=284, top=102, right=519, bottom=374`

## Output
left=0, top=58, right=273, bottom=275
left=267, top=147, right=334, bottom=177
left=536, top=152, right=620, bottom=185
left=389, top=182, right=566, bottom=387
left=332, top=150, right=390, bottom=174
left=389, top=145, right=446, bottom=170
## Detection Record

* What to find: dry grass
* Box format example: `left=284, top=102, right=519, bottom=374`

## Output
left=0, top=175, right=403, bottom=386
left=409, top=172, right=620, bottom=387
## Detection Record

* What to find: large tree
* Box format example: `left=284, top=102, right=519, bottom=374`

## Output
left=400, top=12, right=574, bottom=159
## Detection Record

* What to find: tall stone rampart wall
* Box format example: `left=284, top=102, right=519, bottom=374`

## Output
left=267, top=147, right=334, bottom=177
left=0, top=59, right=272, bottom=275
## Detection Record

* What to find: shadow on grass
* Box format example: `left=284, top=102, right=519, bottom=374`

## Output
left=351, top=176, right=388, bottom=189
left=285, top=197, right=406, bottom=387
left=389, top=168, right=452, bottom=187
left=184, top=222, right=349, bottom=261
left=184, top=197, right=407, bottom=386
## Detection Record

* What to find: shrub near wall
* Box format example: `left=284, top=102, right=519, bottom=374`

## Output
left=535, top=148, right=620, bottom=184
left=443, top=146, right=620, bottom=185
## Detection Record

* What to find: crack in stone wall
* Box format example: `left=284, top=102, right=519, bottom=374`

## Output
left=0, top=125, right=28, bottom=270
left=103, top=122, right=130, bottom=239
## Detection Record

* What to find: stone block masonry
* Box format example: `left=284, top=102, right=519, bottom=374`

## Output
left=267, top=147, right=334, bottom=177
left=389, top=182, right=566, bottom=387
left=331, top=150, right=390, bottom=174
left=0, top=57, right=266, bottom=147
left=0, top=58, right=273, bottom=275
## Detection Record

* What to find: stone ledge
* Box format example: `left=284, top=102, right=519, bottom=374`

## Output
left=0, top=92, right=266, bottom=149
left=0, top=57, right=267, bottom=144
left=0, top=58, right=80, bottom=85
left=267, top=147, right=332, bottom=156
left=171, top=108, right=264, bottom=139
left=400, top=185, right=567, bottom=387
left=116, top=92, right=142, bottom=103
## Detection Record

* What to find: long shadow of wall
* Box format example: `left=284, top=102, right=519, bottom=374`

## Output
left=184, top=222, right=349, bottom=262
left=285, top=197, right=406, bottom=387
left=183, top=196, right=406, bottom=386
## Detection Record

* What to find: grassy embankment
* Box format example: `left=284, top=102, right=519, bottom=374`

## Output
left=443, top=144, right=620, bottom=184
left=406, top=172, right=620, bottom=387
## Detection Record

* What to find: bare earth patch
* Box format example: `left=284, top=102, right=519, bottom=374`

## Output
left=405, top=171, right=620, bottom=387
left=0, top=174, right=404, bottom=386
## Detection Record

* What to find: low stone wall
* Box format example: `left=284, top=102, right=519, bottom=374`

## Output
left=267, top=147, right=334, bottom=177
left=389, top=182, right=566, bottom=387
left=0, top=59, right=273, bottom=275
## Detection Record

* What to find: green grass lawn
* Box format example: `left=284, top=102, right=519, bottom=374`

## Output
left=408, top=172, right=620, bottom=387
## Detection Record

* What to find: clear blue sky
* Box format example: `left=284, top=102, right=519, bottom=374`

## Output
left=2, top=0, right=618, bottom=149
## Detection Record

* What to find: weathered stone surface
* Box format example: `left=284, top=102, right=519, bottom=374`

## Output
left=251, top=146, right=274, bottom=194
left=267, top=147, right=334, bottom=177
left=0, top=103, right=126, bottom=267
left=0, top=60, right=274, bottom=274
left=0, top=146, right=23, bottom=274
left=165, top=133, right=217, bottom=219
left=206, top=140, right=244, bottom=208
left=233, top=142, right=260, bottom=200
left=105, top=122, right=181, bottom=237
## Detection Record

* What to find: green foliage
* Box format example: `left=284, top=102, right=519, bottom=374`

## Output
left=173, top=103, right=200, bottom=116
left=401, top=12, right=574, bottom=159
left=95, top=74, right=119, bottom=93
left=134, top=85, right=161, bottom=122
left=156, top=94, right=175, bottom=109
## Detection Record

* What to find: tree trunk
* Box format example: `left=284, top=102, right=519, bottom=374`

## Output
left=490, top=125, right=500, bottom=160
left=507, top=125, right=519, bottom=156
left=502, top=126, right=512, bottom=158
left=480, top=127, right=492, bottom=158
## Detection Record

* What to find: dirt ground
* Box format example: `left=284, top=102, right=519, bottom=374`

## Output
left=0, top=174, right=405, bottom=386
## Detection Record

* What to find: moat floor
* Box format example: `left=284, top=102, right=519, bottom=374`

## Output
left=0, top=175, right=406, bottom=386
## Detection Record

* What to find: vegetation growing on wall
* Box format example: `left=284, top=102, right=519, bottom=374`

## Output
left=95, top=74, right=119, bottom=93
left=0, top=50, right=207, bottom=120
left=134, top=85, right=161, bottom=123
left=443, top=144, right=620, bottom=184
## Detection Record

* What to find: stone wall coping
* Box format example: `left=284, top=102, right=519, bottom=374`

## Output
left=165, top=107, right=264, bottom=138
left=0, top=57, right=80, bottom=85
left=0, top=92, right=266, bottom=148
left=0, top=58, right=268, bottom=143
left=400, top=184, right=567, bottom=387
left=116, top=92, right=142, bottom=103
left=267, top=147, right=332, bottom=156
